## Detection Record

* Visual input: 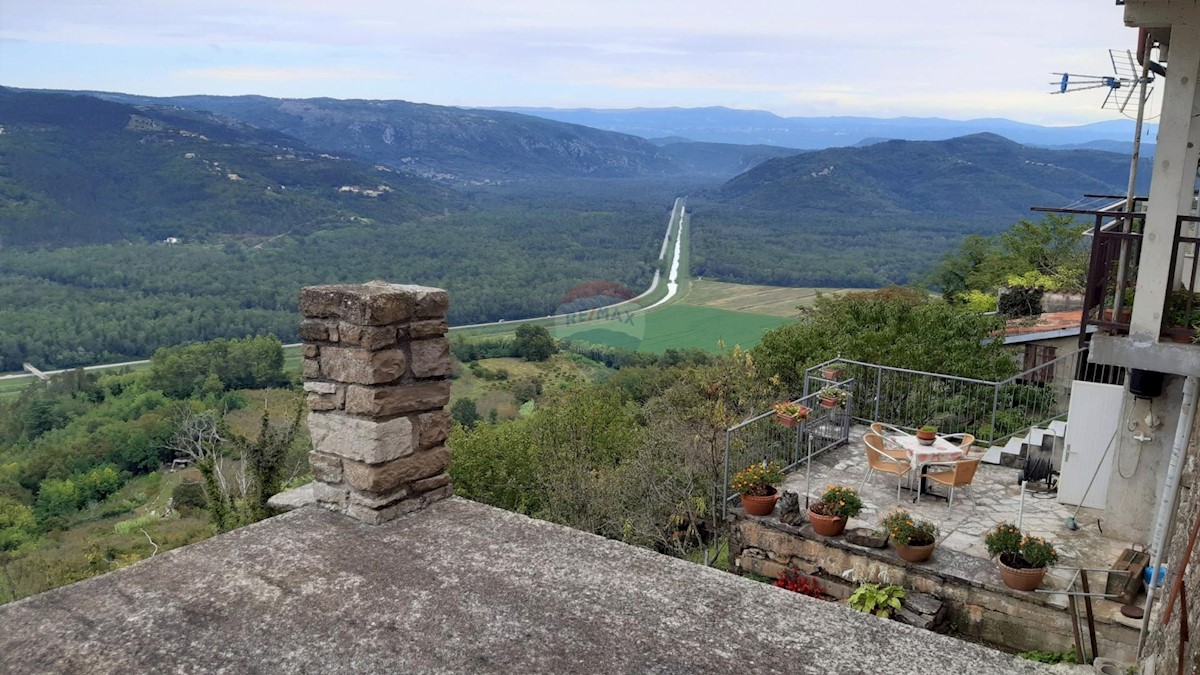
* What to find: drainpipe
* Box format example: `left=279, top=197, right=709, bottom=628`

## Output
left=1138, top=375, right=1200, bottom=657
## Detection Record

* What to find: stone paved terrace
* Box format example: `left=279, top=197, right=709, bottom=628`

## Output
left=779, top=426, right=1140, bottom=632
left=0, top=498, right=1051, bottom=675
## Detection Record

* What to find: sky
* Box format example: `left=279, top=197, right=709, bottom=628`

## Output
left=0, top=1, right=1139, bottom=125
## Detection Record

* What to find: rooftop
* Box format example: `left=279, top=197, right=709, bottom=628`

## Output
left=1002, top=310, right=1087, bottom=344
left=0, top=497, right=1046, bottom=674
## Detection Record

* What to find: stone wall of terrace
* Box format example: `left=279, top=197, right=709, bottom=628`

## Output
left=731, top=514, right=1139, bottom=663
left=298, top=281, right=453, bottom=524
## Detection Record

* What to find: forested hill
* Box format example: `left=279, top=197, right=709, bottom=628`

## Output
left=72, top=92, right=682, bottom=183
left=0, top=87, right=450, bottom=247
left=713, top=133, right=1148, bottom=227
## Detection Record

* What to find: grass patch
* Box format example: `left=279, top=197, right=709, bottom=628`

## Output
left=224, top=387, right=305, bottom=437
left=554, top=304, right=790, bottom=353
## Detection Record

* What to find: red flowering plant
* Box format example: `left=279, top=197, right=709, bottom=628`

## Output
left=775, top=567, right=825, bottom=599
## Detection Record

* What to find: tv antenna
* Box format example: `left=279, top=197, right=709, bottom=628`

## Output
left=1050, top=39, right=1161, bottom=323
left=1050, top=49, right=1155, bottom=117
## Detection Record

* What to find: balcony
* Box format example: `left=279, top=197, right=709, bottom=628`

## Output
left=1078, top=207, right=1144, bottom=341
left=1079, top=210, right=1200, bottom=376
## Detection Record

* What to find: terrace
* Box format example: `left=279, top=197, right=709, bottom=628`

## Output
left=723, top=358, right=1143, bottom=664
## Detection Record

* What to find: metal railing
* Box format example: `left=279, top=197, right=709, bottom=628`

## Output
left=799, top=349, right=1121, bottom=448
left=1076, top=209, right=1146, bottom=341
left=721, top=381, right=853, bottom=515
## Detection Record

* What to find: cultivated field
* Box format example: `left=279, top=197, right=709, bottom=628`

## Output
left=679, top=280, right=866, bottom=317
left=553, top=304, right=791, bottom=353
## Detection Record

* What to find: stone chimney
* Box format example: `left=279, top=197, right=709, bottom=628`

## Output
left=298, top=281, right=453, bottom=524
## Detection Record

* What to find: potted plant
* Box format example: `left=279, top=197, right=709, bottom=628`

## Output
left=821, top=361, right=847, bottom=381
left=816, top=386, right=850, bottom=409
left=732, top=461, right=786, bottom=517
left=1166, top=290, right=1200, bottom=343
left=1101, top=287, right=1135, bottom=324
left=772, top=401, right=811, bottom=428
left=807, top=484, right=863, bottom=537
left=881, top=508, right=938, bottom=563
left=916, top=425, right=937, bottom=446
left=985, top=522, right=1059, bottom=591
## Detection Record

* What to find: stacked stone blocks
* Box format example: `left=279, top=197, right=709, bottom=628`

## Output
left=299, top=281, right=453, bottom=524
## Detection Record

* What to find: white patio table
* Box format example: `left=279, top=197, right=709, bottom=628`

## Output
left=886, top=434, right=966, bottom=502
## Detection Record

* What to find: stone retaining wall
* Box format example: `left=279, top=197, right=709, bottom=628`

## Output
left=730, top=514, right=1138, bottom=662
left=298, top=281, right=453, bottom=524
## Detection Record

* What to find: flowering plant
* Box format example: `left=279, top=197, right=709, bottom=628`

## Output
left=816, top=386, right=851, bottom=406
left=880, top=508, right=938, bottom=546
left=984, top=522, right=1023, bottom=558
left=775, top=568, right=825, bottom=599
left=731, top=461, right=785, bottom=496
left=1020, top=535, right=1059, bottom=568
left=810, top=484, right=863, bottom=519
left=773, top=402, right=811, bottom=419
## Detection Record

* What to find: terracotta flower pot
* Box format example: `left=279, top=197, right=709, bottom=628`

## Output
left=821, top=367, right=845, bottom=381
left=916, top=429, right=936, bottom=446
left=819, top=396, right=837, bottom=409
left=807, top=508, right=847, bottom=537
left=998, top=553, right=1048, bottom=591
left=741, top=489, right=779, bottom=517
left=894, top=541, right=935, bottom=563
left=1102, top=308, right=1132, bottom=324
left=775, top=413, right=798, bottom=428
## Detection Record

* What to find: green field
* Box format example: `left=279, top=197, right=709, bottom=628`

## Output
left=554, top=304, right=791, bottom=353
left=680, top=279, right=865, bottom=316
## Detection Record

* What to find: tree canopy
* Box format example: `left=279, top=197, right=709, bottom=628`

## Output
left=752, top=287, right=1015, bottom=393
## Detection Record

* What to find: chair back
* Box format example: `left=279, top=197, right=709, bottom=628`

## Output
left=957, top=434, right=976, bottom=453
left=871, top=422, right=909, bottom=437
left=952, top=457, right=982, bottom=485
left=864, top=434, right=902, bottom=471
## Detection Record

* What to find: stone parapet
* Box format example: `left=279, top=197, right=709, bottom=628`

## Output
left=299, top=281, right=453, bottom=524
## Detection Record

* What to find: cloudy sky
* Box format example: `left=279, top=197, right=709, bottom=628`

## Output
left=0, top=1, right=1137, bottom=124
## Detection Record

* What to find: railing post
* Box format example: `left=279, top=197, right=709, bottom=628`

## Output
left=990, top=384, right=1001, bottom=445
left=874, top=367, right=882, bottom=421
left=722, top=428, right=732, bottom=519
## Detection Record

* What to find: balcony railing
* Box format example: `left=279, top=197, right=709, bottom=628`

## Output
left=1079, top=210, right=1144, bottom=340
left=1163, top=215, right=1200, bottom=343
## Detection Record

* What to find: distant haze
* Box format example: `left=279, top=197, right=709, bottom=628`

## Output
left=494, top=106, right=1156, bottom=151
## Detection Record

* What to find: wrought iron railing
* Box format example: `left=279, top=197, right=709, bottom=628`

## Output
left=721, top=381, right=853, bottom=515
left=801, top=349, right=1121, bottom=447
left=720, top=349, right=1124, bottom=514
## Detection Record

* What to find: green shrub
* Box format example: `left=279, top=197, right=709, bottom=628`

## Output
left=172, top=481, right=207, bottom=512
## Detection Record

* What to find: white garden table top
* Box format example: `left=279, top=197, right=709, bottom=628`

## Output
left=887, top=434, right=965, bottom=469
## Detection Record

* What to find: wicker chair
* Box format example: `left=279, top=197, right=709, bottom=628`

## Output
left=860, top=434, right=913, bottom=503
left=867, top=424, right=910, bottom=460
left=923, top=457, right=982, bottom=508
left=940, top=432, right=977, bottom=454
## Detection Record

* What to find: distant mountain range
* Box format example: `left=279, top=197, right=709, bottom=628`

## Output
left=495, top=105, right=1155, bottom=152
left=0, top=85, right=1151, bottom=251
left=0, top=87, right=449, bottom=246
left=712, top=132, right=1149, bottom=228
